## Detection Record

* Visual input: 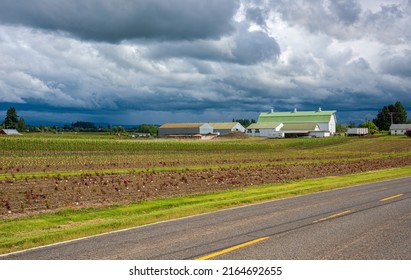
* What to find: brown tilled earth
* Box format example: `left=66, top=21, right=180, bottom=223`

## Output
left=2, top=156, right=411, bottom=217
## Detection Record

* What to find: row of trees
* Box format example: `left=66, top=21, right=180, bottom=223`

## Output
left=1, top=108, right=159, bottom=135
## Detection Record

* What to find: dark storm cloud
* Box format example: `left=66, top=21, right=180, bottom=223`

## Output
left=232, top=23, right=280, bottom=64
left=0, top=0, right=240, bottom=42
left=146, top=22, right=280, bottom=65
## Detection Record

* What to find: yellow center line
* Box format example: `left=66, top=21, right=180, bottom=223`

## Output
left=196, top=236, right=270, bottom=260
left=312, top=210, right=352, bottom=224
left=380, top=193, right=403, bottom=202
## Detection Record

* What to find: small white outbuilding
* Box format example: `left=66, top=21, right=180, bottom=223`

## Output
left=246, top=123, right=283, bottom=137
left=0, top=129, right=21, bottom=135
left=390, top=124, right=411, bottom=135
left=209, top=122, right=246, bottom=135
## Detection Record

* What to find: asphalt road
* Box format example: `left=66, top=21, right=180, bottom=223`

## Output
left=1, top=176, right=410, bottom=260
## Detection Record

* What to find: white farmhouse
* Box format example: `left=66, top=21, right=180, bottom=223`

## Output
left=390, top=124, right=411, bottom=135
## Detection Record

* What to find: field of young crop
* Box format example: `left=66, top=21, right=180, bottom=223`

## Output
left=1, top=133, right=411, bottom=217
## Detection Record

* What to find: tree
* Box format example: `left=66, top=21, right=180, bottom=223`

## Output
left=373, top=106, right=391, bottom=131
left=360, top=121, right=378, bottom=135
left=137, top=124, right=158, bottom=136
left=394, top=101, right=407, bottom=124
left=336, top=123, right=348, bottom=133
left=17, top=117, right=26, bottom=132
left=113, top=126, right=125, bottom=133
left=373, top=101, right=408, bottom=131
left=232, top=118, right=256, bottom=128
left=71, top=121, right=96, bottom=130
left=4, top=107, right=19, bottom=129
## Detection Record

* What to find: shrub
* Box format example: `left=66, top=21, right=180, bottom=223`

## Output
left=405, top=129, right=411, bottom=137
left=360, top=121, right=378, bottom=135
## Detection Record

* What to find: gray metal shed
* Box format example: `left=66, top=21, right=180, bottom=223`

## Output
left=158, top=123, right=213, bottom=136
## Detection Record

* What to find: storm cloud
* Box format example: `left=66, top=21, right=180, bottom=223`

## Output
left=0, top=0, right=410, bottom=125
left=0, top=0, right=239, bottom=42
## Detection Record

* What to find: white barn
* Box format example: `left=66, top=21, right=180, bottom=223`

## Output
left=257, top=108, right=337, bottom=135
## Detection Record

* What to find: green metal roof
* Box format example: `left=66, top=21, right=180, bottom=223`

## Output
left=258, top=110, right=336, bottom=123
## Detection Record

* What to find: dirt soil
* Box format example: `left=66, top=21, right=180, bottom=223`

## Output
left=2, top=156, right=411, bottom=218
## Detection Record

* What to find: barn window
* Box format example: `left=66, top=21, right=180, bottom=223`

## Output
left=255, top=129, right=260, bottom=133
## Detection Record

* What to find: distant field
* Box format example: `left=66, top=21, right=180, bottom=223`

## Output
left=1, top=133, right=410, bottom=217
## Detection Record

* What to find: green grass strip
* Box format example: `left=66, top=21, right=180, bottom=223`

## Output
left=1, top=165, right=411, bottom=255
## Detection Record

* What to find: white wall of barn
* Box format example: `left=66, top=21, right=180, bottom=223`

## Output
left=232, top=123, right=246, bottom=132
left=199, top=124, right=214, bottom=134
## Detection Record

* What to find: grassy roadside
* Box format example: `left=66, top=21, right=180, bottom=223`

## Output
left=1, top=165, right=411, bottom=255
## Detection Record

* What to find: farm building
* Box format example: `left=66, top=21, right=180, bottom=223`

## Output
left=0, top=129, right=21, bottom=135
left=390, top=124, right=411, bottom=135
left=346, top=128, right=368, bottom=136
left=258, top=108, right=337, bottom=135
left=209, top=122, right=246, bottom=135
left=158, top=123, right=214, bottom=138
left=281, top=123, right=325, bottom=138
left=246, top=123, right=283, bottom=137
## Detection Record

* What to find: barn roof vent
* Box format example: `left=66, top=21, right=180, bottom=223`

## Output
left=293, top=108, right=297, bottom=113
left=318, top=107, right=322, bottom=112
left=270, top=108, right=274, bottom=113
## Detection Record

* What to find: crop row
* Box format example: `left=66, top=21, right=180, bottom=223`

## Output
left=2, top=155, right=411, bottom=216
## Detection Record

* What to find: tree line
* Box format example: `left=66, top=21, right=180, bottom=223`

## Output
left=0, top=107, right=159, bottom=135
left=232, top=118, right=256, bottom=127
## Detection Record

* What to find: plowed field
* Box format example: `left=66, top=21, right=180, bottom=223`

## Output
left=1, top=134, right=410, bottom=217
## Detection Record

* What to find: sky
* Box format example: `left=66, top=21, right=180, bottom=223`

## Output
left=0, top=0, right=410, bottom=126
